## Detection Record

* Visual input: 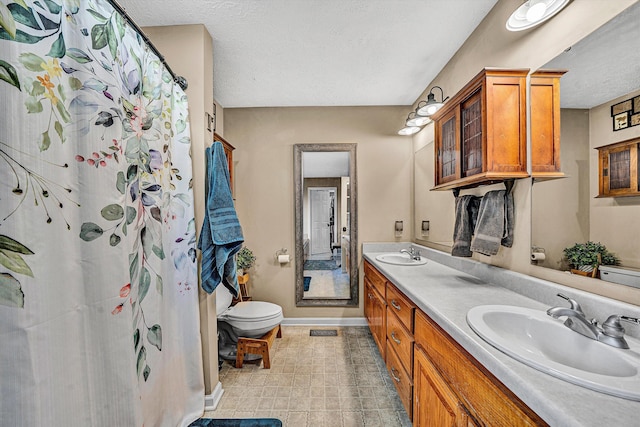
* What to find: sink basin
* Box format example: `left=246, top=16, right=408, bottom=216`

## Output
left=467, top=305, right=640, bottom=400
left=375, top=253, right=428, bottom=266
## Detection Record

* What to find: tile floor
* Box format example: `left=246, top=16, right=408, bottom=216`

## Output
left=204, top=326, right=412, bottom=427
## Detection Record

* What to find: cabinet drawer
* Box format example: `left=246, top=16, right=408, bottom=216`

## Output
left=386, top=310, right=414, bottom=373
left=414, top=310, right=546, bottom=427
left=386, top=284, right=415, bottom=332
left=386, top=340, right=413, bottom=420
left=364, top=261, right=386, bottom=298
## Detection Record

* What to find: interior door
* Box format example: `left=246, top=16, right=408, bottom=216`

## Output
left=310, top=188, right=333, bottom=255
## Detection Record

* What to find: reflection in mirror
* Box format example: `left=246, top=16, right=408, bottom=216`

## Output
left=294, top=144, right=358, bottom=306
left=532, top=4, right=640, bottom=278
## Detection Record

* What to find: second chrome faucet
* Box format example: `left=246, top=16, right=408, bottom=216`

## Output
left=547, top=293, right=640, bottom=349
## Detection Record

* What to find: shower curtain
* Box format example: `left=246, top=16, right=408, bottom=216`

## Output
left=0, top=1, right=204, bottom=426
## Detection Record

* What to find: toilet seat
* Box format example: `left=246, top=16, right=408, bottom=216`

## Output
left=216, top=284, right=283, bottom=338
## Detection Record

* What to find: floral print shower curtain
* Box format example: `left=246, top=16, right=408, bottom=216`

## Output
left=0, top=0, right=204, bottom=425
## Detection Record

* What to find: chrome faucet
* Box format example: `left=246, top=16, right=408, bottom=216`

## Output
left=400, top=247, right=421, bottom=261
left=547, top=293, right=640, bottom=349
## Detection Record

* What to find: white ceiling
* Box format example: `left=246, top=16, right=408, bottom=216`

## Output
left=303, top=152, right=350, bottom=178
left=116, top=0, right=499, bottom=108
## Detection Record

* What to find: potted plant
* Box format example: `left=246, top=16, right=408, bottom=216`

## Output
left=563, top=241, right=619, bottom=277
left=236, top=247, right=256, bottom=276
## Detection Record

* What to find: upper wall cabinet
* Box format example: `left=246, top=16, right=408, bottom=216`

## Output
left=432, top=68, right=529, bottom=191
left=597, top=137, right=640, bottom=197
left=530, top=70, right=566, bottom=180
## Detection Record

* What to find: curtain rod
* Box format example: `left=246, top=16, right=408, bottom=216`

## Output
left=107, top=0, right=188, bottom=91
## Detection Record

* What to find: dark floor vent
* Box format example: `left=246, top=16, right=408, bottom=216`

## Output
left=310, top=329, right=338, bottom=337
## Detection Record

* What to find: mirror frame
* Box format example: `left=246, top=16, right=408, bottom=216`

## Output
left=294, top=143, right=358, bottom=307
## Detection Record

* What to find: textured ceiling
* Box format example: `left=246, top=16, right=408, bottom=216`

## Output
left=543, top=2, right=640, bottom=109
left=115, top=0, right=499, bottom=108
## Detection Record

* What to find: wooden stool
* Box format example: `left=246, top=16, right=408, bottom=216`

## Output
left=235, top=324, right=282, bottom=369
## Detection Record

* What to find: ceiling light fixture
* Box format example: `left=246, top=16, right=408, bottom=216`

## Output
left=406, top=112, right=432, bottom=127
left=416, top=86, right=448, bottom=117
left=397, top=126, right=421, bottom=136
left=506, top=0, right=570, bottom=32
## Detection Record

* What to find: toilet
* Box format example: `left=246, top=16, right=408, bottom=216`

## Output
left=216, top=284, right=283, bottom=362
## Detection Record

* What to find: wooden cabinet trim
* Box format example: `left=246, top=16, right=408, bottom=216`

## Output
left=596, top=137, right=640, bottom=197
left=414, top=310, right=548, bottom=427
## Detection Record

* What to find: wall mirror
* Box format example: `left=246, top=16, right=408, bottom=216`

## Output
left=531, top=4, right=640, bottom=276
left=294, top=143, right=358, bottom=307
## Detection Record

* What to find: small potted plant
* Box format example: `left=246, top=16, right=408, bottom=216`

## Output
left=236, top=247, right=256, bottom=276
left=563, top=241, right=619, bottom=277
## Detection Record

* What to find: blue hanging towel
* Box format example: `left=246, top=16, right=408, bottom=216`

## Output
left=197, top=142, right=244, bottom=296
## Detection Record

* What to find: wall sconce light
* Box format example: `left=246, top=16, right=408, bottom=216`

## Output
left=506, top=0, right=570, bottom=32
left=397, top=104, right=435, bottom=136
left=416, top=86, right=448, bottom=117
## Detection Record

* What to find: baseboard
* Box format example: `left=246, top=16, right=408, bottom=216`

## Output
left=282, top=317, right=367, bottom=326
left=204, top=381, right=224, bottom=411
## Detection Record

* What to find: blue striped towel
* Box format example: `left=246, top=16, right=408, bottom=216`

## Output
left=197, top=142, right=244, bottom=296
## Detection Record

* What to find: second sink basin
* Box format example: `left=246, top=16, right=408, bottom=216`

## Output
left=467, top=305, right=640, bottom=400
left=375, top=253, right=428, bottom=266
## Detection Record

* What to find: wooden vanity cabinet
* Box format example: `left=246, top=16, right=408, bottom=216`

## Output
left=597, top=137, right=640, bottom=197
left=432, top=68, right=529, bottom=191
left=386, top=283, right=416, bottom=419
left=364, top=261, right=387, bottom=359
left=414, top=310, right=547, bottom=427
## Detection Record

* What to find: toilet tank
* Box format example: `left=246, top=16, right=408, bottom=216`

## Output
left=599, top=266, right=640, bottom=289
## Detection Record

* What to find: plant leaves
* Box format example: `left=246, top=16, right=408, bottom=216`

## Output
left=156, top=274, right=163, bottom=295
left=152, top=244, right=164, bottom=260
left=136, top=345, right=146, bottom=377
left=39, top=131, right=50, bottom=151
left=86, top=8, right=108, bottom=23
left=68, top=76, right=82, bottom=90
left=101, top=203, right=124, bottom=221
left=109, top=233, right=121, bottom=246
left=142, top=364, right=150, bottom=381
left=47, top=32, right=65, bottom=58
left=138, top=267, right=150, bottom=302
left=54, top=120, right=64, bottom=143
left=79, top=222, right=103, bottom=241
left=133, top=328, right=140, bottom=351
left=106, top=21, right=118, bottom=59
left=66, top=48, right=92, bottom=64
left=19, top=52, right=44, bottom=71
left=126, top=206, right=137, bottom=225
left=0, top=60, right=20, bottom=90
left=147, top=324, right=162, bottom=351
left=25, top=96, right=43, bottom=113
left=116, top=171, right=125, bottom=194
left=83, top=77, right=107, bottom=92
left=129, top=252, right=139, bottom=285
left=91, top=22, right=108, bottom=50
left=43, top=0, right=62, bottom=14
left=0, top=2, right=17, bottom=39
left=8, top=4, right=40, bottom=30
left=55, top=99, right=71, bottom=123
left=0, top=273, right=24, bottom=308
left=0, top=249, right=34, bottom=277
left=0, top=235, right=34, bottom=254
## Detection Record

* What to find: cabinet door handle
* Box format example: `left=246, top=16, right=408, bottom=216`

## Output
left=390, top=366, right=401, bottom=383
left=391, top=331, right=401, bottom=345
left=391, top=300, right=401, bottom=311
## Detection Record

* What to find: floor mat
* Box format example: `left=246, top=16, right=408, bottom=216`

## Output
left=304, top=259, right=337, bottom=270
left=188, top=418, right=282, bottom=427
left=310, top=329, right=338, bottom=336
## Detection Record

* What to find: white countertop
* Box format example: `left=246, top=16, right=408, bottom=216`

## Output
left=363, top=245, right=640, bottom=427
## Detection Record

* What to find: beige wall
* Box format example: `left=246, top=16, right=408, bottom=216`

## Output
left=532, top=109, right=590, bottom=270
left=225, top=106, right=412, bottom=317
left=590, top=89, right=640, bottom=268
left=143, top=24, right=219, bottom=393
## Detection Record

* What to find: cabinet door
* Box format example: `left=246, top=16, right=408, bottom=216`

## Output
left=436, top=107, right=460, bottom=185
left=365, top=280, right=386, bottom=359
left=599, top=142, right=639, bottom=197
left=460, top=90, right=483, bottom=178
left=414, top=346, right=471, bottom=427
